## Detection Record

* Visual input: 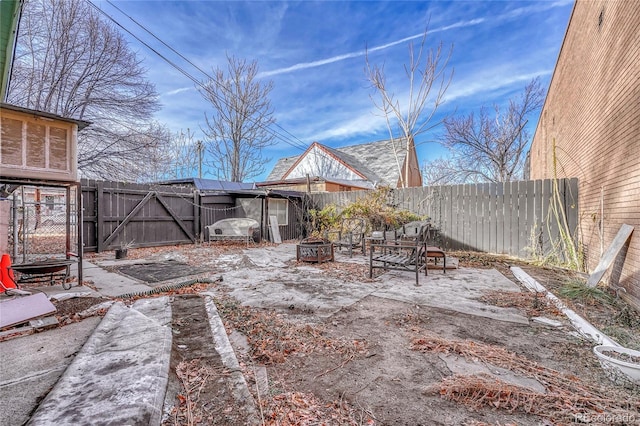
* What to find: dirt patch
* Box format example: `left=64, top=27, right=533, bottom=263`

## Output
left=163, top=295, right=254, bottom=425
left=68, top=245, right=640, bottom=424
left=51, top=296, right=110, bottom=323
left=450, top=251, right=640, bottom=350
left=265, top=296, right=636, bottom=425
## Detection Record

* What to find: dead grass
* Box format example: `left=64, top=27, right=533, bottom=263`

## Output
left=215, top=295, right=367, bottom=365
left=413, top=330, right=640, bottom=424
left=479, top=290, right=562, bottom=318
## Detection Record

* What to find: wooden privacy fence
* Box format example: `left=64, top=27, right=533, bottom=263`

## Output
left=310, top=178, right=579, bottom=259
left=82, top=180, right=201, bottom=252
left=81, top=180, right=307, bottom=252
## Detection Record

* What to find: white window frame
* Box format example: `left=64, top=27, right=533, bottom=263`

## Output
left=268, top=198, right=288, bottom=225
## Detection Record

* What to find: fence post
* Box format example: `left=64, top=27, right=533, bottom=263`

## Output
left=96, top=180, right=104, bottom=253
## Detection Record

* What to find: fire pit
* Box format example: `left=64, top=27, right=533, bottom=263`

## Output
left=296, top=238, right=334, bottom=263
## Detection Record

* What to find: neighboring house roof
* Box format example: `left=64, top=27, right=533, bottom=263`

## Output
left=265, top=138, right=410, bottom=187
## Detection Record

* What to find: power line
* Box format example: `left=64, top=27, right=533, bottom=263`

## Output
left=104, top=0, right=307, bottom=151
left=85, top=0, right=308, bottom=153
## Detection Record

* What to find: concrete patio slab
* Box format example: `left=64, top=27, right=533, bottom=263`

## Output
left=372, top=268, right=529, bottom=324
left=211, top=244, right=528, bottom=324
left=27, top=297, right=172, bottom=426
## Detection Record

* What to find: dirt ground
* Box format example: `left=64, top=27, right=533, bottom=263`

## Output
left=48, top=243, right=640, bottom=425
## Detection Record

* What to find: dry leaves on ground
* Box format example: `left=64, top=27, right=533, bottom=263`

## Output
left=216, top=295, right=367, bottom=364
left=260, top=391, right=369, bottom=426
left=295, top=259, right=376, bottom=283
left=169, top=359, right=233, bottom=426
left=214, top=295, right=372, bottom=424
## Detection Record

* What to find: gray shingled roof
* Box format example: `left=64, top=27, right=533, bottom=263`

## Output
left=265, top=138, right=408, bottom=187
left=265, top=155, right=299, bottom=181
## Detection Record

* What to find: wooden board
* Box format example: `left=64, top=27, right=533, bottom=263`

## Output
left=269, top=215, right=282, bottom=244
left=586, top=224, right=634, bottom=288
left=0, top=293, right=56, bottom=329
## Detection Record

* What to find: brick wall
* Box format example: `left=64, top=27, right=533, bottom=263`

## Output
left=529, top=0, right=640, bottom=310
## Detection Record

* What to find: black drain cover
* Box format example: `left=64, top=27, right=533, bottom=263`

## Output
left=114, top=260, right=209, bottom=283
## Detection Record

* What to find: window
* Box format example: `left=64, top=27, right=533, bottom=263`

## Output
left=1, top=117, right=23, bottom=165
left=268, top=199, right=288, bottom=225
left=49, top=126, right=69, bottom=170
left=0, top=109, right=74, bottom=178
left=45, top=195, right=55, bottom=210
left=26, top=122, right=46, bottom=168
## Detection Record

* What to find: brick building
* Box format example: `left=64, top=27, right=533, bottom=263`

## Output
left=529, top=0, right=640, bottom=309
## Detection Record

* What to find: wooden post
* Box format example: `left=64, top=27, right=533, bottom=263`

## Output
left=76, top=181, right=83, bottom=284
left=96, top=180, right=104, bottom=253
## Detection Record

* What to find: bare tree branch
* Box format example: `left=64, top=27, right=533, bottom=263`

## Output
left=424, top=78, right=545, bottom=184
left=8, top=0, right=164, bottom=181
left=365, top=27, right=454, bottom=187
left=197, top=54, right=276, bottom=182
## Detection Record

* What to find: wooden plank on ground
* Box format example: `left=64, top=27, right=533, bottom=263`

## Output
left=586, top=224, right=634, bottom=287
left=0, top=293, right=56, bottom=329
left=269, top=215, right=282, bottom=244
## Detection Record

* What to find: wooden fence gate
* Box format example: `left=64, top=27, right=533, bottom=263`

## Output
left=82, top=180, right=199, bottom=252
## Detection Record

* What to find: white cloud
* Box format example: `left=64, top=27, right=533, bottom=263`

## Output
left=165, top=87, right=193, bottom=96
left=258, top=18, right=485, bottom=78
left=445, top=69, right=552, bottom=104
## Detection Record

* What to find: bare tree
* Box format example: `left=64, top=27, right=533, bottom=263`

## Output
left=365, top=29, right=453, bottom=188
left=421, top=157, right=468, bottom=186
left=7, top=0, right=164, bottom=181
left=198, top=54, right=276, bottom=182
left=425, top=78, right=545, bottom=184
left=141, top=129, right=205, bottom=182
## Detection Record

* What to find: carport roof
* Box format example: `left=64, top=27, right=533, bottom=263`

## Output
left=158, top=178, right=256, bottom=191
left=157, top=178, right=306, bottom=199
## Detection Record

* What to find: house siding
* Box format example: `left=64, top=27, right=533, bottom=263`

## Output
left=529, top=0, right=640, bottom=309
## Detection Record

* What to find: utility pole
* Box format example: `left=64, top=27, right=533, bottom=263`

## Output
left=196, top=140, right=203, bottom=179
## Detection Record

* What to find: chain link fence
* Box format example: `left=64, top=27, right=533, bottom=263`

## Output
left=7, top=186, right=79, bottom=264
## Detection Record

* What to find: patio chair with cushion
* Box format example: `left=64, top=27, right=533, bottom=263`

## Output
left=417, top=223, right=446, bottom=273
left=425, top=246, right=447, bottom=273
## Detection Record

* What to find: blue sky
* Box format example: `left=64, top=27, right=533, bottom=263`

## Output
left=96, top=0, right=574, bottom=182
